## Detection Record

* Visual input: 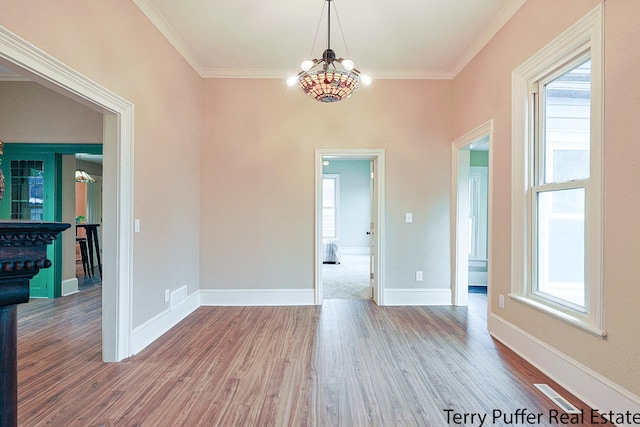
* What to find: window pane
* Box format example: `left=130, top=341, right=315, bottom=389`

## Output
left=10, top=160, right=44, bottom=221
left=323, top=207, right=335, bottom=238
left=322, top=177, right=337, bottom=238
left=322, top=179, right=335, bottom=207
left=543, top=60, right=591, bottom=184
left=536, top=188, right=585, bottom=307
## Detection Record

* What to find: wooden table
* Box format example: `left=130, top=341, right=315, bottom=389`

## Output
left=76, top=223, right=102, bottom=278
left=0, top=221, right=70, bottom=427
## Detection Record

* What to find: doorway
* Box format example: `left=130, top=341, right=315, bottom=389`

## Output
left=0, top=25, right=134, bottom=361
left=321, top=160, right=371, bottom=300
left=315, top=149, right=385, bottom=306
left=452, top=121, right=493, bottom=308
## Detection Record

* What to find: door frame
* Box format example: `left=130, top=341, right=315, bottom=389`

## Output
left=0, top=25, right=134, bottom=362
left=315, top=149, right=385, bottom=305
left=451, top=120, right=493, bottom=307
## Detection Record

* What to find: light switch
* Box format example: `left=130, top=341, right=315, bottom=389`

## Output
left=135, top=219, right=141, bottom=233
left=405, top=213, right=413, bottom=223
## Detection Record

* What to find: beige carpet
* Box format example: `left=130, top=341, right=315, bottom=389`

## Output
left=323, top=254, right=371, bottom=299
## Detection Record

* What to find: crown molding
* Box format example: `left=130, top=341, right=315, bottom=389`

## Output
left=200, top=67, right=455, bottom=80
left=450, top=0, right=527, bottom=77
left=133, top=0, right=205, bottom=76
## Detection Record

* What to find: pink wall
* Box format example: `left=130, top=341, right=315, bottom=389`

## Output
left=200, top=78, right=453, bottom=292
left=2, top=0, right=638, bottom=402
left=0, top=0, right=203, bottom=327
left=452, top=0, right=640, bottom=396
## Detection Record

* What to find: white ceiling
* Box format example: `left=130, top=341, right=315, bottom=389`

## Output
left=134, top=0, right=526, bottom=80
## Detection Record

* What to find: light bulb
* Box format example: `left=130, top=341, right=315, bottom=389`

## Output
left=301, top=60, right=314, bottom=72
left=342, top=59, right=354, bottom=71
left=286, top=75, right=299, bottom=87
left=359, top=73, right=372, bottom=86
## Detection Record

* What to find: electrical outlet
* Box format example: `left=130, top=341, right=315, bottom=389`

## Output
left=164, top=289, right=170, bottom=303
left=405, top=213, right=413, bottom=223
left=499, top=294, right=505, bottom=309
left=415, top=271, right=423, bottom=281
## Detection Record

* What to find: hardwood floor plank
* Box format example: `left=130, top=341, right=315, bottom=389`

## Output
left=16, top=287, right=604, bottom=426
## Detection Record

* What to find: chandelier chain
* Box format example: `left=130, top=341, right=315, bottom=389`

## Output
left=332, top=0, right=352, bottom=60
left=287, top=0, right=370, bottom=103
left=309, top=1, right=327, bottom=58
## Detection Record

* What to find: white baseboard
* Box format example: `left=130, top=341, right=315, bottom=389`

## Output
left=489, top=313, right=640, bottom=413
left=61, top=278, right=79, bottom=296
left=383, top=288, right=452, bottom=306
left=200, top=288, right=315, bottom=306
left=131, top=291, right=200, bottom=355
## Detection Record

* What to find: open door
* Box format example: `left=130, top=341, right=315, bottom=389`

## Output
left=315, top=149, right=385, bottom=305
left=368, top=159, right=376, bottom=301
left=451, top=121, right=493, bottom=308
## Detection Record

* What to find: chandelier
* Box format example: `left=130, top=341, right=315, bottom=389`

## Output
left=286, top=0, right=372, bottom=103
left=75, top=155, right=96, bottom=183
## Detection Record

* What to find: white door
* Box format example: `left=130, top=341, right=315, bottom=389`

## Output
left=368, top=160, right=376, bottom=301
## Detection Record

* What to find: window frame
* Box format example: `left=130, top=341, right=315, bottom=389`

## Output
left=510, top=5, right=605, bottom=337
left=322, top=174, right=340, bottom=240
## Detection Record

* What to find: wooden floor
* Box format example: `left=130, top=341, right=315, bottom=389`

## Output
left=16, top=282, right=601, bottom=426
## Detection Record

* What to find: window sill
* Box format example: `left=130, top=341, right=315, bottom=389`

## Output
left=508, top=293, right=607, bottom=338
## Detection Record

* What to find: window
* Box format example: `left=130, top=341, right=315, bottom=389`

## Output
left=322, top=174, right=339, bottom=239
left=511, top=6, right=604, bottom=336
left=10, top=160, right=45, bottom=220
left=534, top=58, right=590, bottom=308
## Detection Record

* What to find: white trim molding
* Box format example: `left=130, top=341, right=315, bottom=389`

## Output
left=200, top=289, right=315, bottom=306
left=451, top=120, right=494, bottom=307
left=510, top=4, right=605, bottom=336
left=61, top=278, right=79, bottom=296
left=131, top=292, right=200, bottom=355
left=383, top=288, right=452, bottom=306
left=489, top=314, right=640, bottom=414
left=0, top=24, right=135, bottom=362
left=315, top=149, right=386, bottom=306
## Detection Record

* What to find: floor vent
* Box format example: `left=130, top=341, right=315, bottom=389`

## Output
left=534, top=384, right=581, bottom=414
left=170, top=286, right=188, bottom=309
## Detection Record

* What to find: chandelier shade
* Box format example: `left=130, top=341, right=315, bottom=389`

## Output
left=75, top=169, right=95, bottom=183
left=75, top=155, right=96, bottom=183
left=299, top=69, right=360, bottom=103
left=286, top=0, right=371, bottom=103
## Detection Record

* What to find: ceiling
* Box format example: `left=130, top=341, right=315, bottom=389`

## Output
left=0, top=0, right=525, bottom=81
left=134, top=0, right=526, bottom=80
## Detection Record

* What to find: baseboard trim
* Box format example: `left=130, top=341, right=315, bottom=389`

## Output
left=131, top=291, right=200, bottom=355
left=383, top=288, right=452, bottom=306
left=488, top=313, right=640, bottom=413
left=61, top=278, right=79, bottom=296
left=200, top=288, right=315, bottom=306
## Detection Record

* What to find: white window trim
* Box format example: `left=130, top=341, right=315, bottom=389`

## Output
left=322, top=174, right=340, bottom=240
left=511, top=5, right=605, bottom=337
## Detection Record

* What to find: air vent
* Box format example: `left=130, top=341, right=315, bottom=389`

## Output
left=534, top=384, right=581, bottom=414
left=170, top=285, right=188, bottom=309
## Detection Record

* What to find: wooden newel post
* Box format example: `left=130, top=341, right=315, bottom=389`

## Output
left=0, top=221, right=70, bottom=427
